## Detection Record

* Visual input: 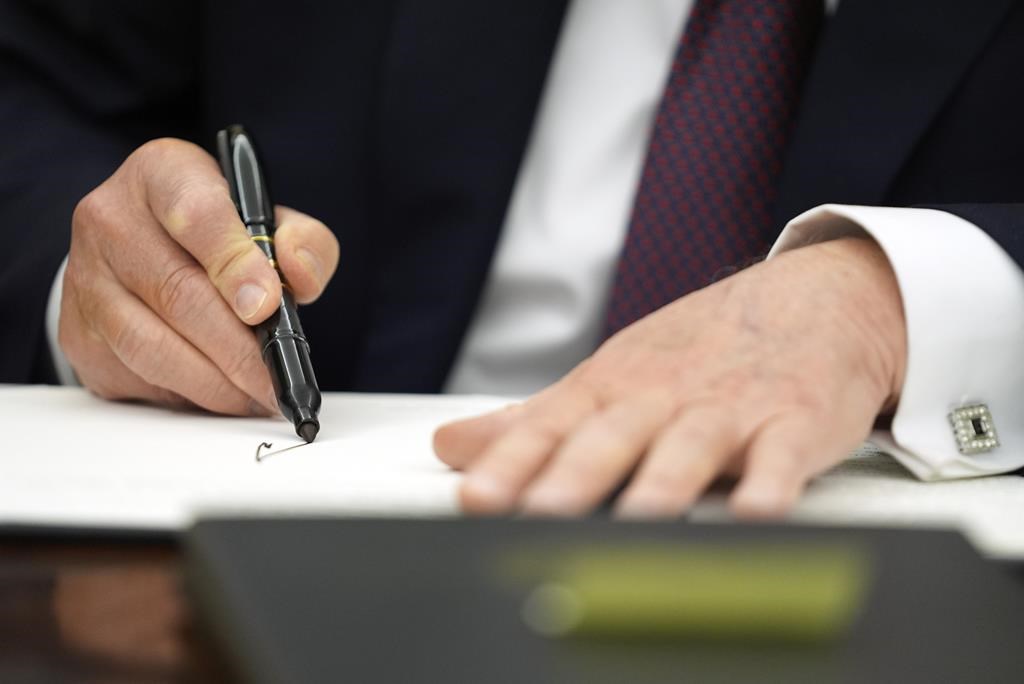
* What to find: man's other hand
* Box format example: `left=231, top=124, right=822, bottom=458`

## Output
left=60, top=139, right=339, bottom=414
left=434, top=238, right=906, bottom=518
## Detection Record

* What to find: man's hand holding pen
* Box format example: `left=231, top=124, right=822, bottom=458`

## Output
left=59, top=138, right=339, bottom=416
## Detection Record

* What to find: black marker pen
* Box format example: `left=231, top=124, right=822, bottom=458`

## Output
left=217, top=125, right=321, bottom=443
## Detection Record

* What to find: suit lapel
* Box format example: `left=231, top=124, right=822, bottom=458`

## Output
left=774, top=0, right=1016, bottom=225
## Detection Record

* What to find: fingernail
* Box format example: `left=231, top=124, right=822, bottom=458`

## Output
left=733, top=487, right=785, bottom=518
left=462, top=474, right=509, bottom=509
left=235, top=282, right=268, bottom=320
left=295, top=247, right=324, bottom=285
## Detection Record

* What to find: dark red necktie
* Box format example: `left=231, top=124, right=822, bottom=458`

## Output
left=604, top=0, right=823, bottom=336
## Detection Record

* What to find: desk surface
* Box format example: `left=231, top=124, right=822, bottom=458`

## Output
left=0, top=537, right=229, bottom=683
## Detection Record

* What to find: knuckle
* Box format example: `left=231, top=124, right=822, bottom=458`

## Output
left=71, top=188, right=113, bottom=238
left=193, top=378, right=242, bottom=414
left=138, top=136, right=180, bottom=157
left=675, top=418, right=718, bottom=446
left=163, top=180, right=229, bottom=237
left=565, top=362, right=614, bottom=404
left=518, top=415, right=563, bottom=447
left=220, top=343, right=263, bottom=384
left=781, top=381, right=829, bottom=415
left=669, top=403, right=726, bottom=443
left=586, top=419, right=634, bottom=454
left=207, top=243, right=253, bottom=286
left=134, top=137, right=198, bottom=168
left=156, top=262, right=212, bottom=322
left=190, top=379, right=221, bottom=408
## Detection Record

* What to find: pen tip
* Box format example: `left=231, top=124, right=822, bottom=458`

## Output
left=297, top=420, right=319, bottom=444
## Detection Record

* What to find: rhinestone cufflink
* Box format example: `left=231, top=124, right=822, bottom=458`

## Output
left=948, top=404, right=999, bottom=455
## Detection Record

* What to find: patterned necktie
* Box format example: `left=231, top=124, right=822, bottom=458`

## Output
left=604, top=0, right=823, bottom=337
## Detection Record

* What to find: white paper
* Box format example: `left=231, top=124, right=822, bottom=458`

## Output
left=3, top=385, right=1024, bottom=559
left=0, top=385, right=508, bottom=529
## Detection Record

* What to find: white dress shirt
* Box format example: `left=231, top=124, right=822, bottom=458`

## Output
left=444, top=0, right=694, bottom=395
left=49, top=0, right=1024, bottom=480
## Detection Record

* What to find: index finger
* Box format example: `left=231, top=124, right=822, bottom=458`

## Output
left=135, top=139, right=282, bottom=324
left=458, top=380, right=600, bottom=514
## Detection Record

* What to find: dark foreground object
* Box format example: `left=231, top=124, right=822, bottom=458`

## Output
left=186, top=519, right=1024, bottom=684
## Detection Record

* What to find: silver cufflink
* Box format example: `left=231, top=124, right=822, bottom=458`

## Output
left=948, top=403, right=999, bottom=455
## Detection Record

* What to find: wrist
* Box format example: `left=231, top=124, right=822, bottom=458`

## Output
left=819, top=236, right=907, bottom=414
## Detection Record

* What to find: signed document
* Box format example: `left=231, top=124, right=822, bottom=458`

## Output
left=0, top=385, right=507, bottom=529
left=2, top=386, right=1023, bottom=559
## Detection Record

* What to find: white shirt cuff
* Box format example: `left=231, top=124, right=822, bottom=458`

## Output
left=46, top=255, right=79, bottom=386
left=769, top=204, right=1024, bottom=481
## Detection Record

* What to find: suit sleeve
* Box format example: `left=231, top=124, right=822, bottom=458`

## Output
left=770, top=203, right=1024, bottom=480
left=0, top=0, right=198, bottom=382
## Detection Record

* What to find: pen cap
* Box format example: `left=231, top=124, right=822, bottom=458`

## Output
left=217, top=125, right=275, bottom=227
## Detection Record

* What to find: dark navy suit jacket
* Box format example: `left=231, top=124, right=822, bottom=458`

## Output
left=1, top=0, right=1022, bottom=390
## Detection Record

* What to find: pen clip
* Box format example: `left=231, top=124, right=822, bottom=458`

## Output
left=216, top=125, right=275, bottom=229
